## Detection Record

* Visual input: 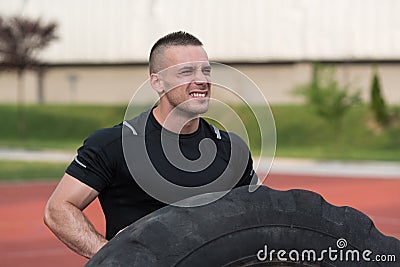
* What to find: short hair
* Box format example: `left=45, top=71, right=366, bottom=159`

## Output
left=149, top=31, right=203, bottom=74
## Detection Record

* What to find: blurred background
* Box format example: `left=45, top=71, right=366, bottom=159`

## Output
left=0, top=0, right=399, bottom=165
left=1, top=0, right=400, bottom=104
left=0, top=0, right=399, bottom=266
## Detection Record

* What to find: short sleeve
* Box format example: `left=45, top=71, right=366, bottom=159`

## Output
left=235, top=152, right=258, bottom=187
left=66, top=130, right=117, bottom=192
left=224, top=131, right=257, bottom=188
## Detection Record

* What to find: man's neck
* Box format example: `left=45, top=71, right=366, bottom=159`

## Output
left=152, top=106, right=200, bottom=134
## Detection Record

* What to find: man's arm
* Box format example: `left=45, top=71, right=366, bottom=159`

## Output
left=235, top=152, right=258, bottom=187
left=44, top=173, right=107, bottom=258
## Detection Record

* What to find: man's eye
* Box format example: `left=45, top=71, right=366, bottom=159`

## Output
left=203, top=68, right=211, bottom=75
left=180, top=70, right=194, bottom=75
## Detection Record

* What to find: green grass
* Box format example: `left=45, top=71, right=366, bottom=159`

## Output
left=272, top=104, right=400, bottom=161
left=0, top=160, right=67, bottom=181
left=0, top=104, right=128, bottom=150
left=0, top=103, right=399, bottom=181
left=1, top=103, right=399, bottom=160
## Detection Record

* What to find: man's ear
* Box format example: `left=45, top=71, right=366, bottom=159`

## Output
left=150, top=73, right=164, bottom=94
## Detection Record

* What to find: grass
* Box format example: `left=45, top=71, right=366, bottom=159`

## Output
left=0, top=104, right=128, bottom=150
left=0, top=103, right=399, bottom=181
left=0, top=160, right=67, bottom=181
left=271, top=104, right=400, bottom=161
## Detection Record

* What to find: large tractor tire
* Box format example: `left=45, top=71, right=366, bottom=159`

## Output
left=86, top=186, right=399, bottom=266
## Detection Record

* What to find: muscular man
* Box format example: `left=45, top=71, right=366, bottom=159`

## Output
left=44, top=31, right=257, bottom=258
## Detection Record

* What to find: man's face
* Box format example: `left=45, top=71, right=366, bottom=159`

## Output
left=157, top=45, right=211, bottom=116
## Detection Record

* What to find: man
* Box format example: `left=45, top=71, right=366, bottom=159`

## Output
left=44, top=31, right=257, bottom=258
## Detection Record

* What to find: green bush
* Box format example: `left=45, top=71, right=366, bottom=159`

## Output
left=295, top=63, right=362, bottom=134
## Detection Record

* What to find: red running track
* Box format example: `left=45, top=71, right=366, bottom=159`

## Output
left=0, top=173, right=399, bottom=267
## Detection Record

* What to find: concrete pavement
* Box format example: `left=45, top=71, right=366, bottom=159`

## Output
left=0, top=148, right=75, bottom=163
left=264, top=157, right=400, bottom=179
left=1, top=149, right=399, bottom=179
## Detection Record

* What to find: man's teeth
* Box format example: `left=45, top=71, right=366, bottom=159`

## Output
left=191, top=92, right=206, bottom=97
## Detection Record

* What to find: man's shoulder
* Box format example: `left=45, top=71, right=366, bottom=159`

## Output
left=221, top=130, right=249, bottom=151
left=83, top=123, right=123, bottom=148
left=83, top=109, right=152, bottom=148
left=123, top=109, right=153, bottom=136
left=201, top=119, right=249, bottom=151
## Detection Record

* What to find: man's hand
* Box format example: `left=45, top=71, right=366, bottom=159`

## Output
left=44, top=173, right=107, bottom=258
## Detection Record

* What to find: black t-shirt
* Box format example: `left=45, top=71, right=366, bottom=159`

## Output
left=66, top=109, right=256, bottom=240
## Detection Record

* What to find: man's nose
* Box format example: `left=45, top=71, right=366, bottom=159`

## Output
left=193, top=70, right=210, bottom=85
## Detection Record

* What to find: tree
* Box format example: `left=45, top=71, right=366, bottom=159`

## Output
left=370, top=67, right=389, bottom=127
left=295, top=63, right=361, bottom=137
left=0, top=15, right=57, bottom=138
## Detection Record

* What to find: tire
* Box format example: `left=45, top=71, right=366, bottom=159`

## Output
left=86, top=186, right=399, bottom=267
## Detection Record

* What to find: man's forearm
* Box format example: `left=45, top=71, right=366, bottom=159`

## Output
left=44, top=201, right=107, bottom=258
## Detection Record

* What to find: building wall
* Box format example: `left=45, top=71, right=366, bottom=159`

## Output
left=1, top=0, right=399, bottom=63
left=1, top=63, right=398, bottom=105
left=1, top=1, right=398, bottom=105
